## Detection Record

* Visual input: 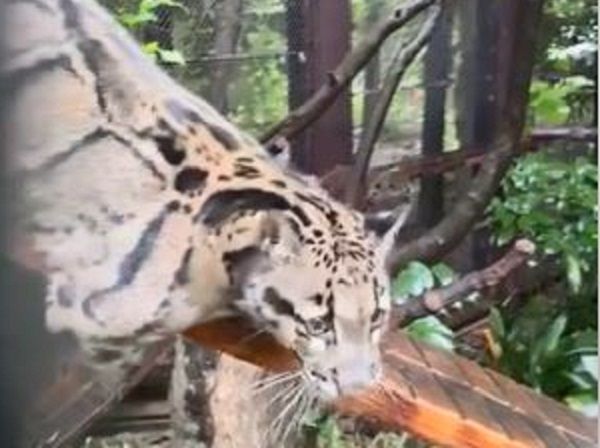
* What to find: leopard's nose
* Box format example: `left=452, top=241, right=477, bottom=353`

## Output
left=336, top=361, right=379, bottom=395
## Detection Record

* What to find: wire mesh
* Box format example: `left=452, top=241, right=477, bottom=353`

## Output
left=109, top=0, right=431, bottom=149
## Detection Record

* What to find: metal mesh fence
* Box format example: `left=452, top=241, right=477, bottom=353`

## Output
left=107, top=0, right=430, bottom=151
left=162, top=0, right=293, bottom=134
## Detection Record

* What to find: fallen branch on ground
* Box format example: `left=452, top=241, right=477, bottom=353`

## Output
left=259, top=0, right=436, bottom=145
left=392, top=239, right=535, bottom=327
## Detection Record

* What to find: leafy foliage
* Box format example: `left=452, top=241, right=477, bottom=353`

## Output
left=485, top=1, right=598, bottom=418
left=534, top=0, right=597, bottom=124
left=304, top=413, right=426, bottom=448
left=405, top=316, right=455, bottom=352
left=391, top=262, right=456, bottom=352
left=529, top=76, right=594, bottom=125
left=488, top=302, right=598, bottom=417
left=116, top=0, right=187, bottom=65
left=391, top=262, right=455, bottom=301
left=489, top=153, right=597, bottom=295
left=229, top=15, right=288, bottom=133
left=488, top=152, right=597, bottom=415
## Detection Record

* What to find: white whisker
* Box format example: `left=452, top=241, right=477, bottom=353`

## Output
left=280, top=384, right=308, bottom=444
left=252, top=370, right=295, bottom=385
left=263, top=380, right=298, bottom=412
left=252, top=370, right=302, bottom=394
left=268, top=382, right=305, bottom=445
left=264, top=383, right=299, bottom=446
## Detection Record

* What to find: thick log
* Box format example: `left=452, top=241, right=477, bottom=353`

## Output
left=184, top=318, right=598, bottom=448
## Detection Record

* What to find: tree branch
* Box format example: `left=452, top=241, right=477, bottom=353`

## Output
left=259, top=0, right=437, bottom=145
left=384, top=135, right=514, bottom=273
left=363, top=125, right=598, bottom=203
left=319, top=126, right=596, bottom=208
left=383, top=0, right=544, bottom=274
left=527, top=126, right=598, bottom=147
left=392, top=239, right=535, bottom=327
left=346, top=4, right=441, bottom=206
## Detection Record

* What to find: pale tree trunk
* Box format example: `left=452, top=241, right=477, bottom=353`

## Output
left=170, top=337, right=304, bottom=448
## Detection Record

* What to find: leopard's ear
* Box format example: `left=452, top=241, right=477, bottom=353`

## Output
left=224, top=212, right=301, bottom=289
left=364, top=211, right=399, bottom=239
left=264, top=137, right=292, bottom=170
left=256, top=212, right=301, bottom=257
left=374, top=207, right=412, bottom=273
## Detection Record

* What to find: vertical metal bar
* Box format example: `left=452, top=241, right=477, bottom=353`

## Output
left=418, top=3, right=454, bottom=228
left=285, top=0, right=309, bottom=167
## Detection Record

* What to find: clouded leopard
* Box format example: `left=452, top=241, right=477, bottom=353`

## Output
left=3, top=0, right=406, bottom=399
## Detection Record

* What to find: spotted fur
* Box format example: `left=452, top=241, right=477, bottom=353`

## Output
left=4, top=0, right=396, bottom=398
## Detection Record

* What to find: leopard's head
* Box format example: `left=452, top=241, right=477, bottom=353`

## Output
left=221, top=209, right=392, bottom=400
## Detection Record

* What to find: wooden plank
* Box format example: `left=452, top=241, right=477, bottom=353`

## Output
left=380, top=365, right=418, bottom=402
left=487, top=369, right=592, bottom=439
left=484, top=399, right=548, bottom=448
left=521, top=413, right=579, bottom=448
left=415, top=340, right=470, bottom=386
left=184, top=317, right=597, bottom=448
left=397, top=362, right=459, bottom=416
left=340, top=367, right=530, bottom=448
left=484, top=367, right=548, bottom=422
left=534, top=391, right=597, bottom=440
left=440, top=378, right=509, bottom=439
left=562, top=430, right=598, bottom=448
left=452, top=355, right=508, bottom=405
left=383, top=332, right=429, bottom=368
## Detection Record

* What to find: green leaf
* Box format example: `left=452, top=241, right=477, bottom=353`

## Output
left=489, top=307, right=505, bottom=339
left=141, top=41, right=160, bottom=60
left=532, top=314, right=568, bottom=364
left=391, top=262, right=435, bottom=302
left=405, top=316, right=454, bottom=352
left=147, top=0, right=187, bottom=10
left=431, top=263, right=455, bottom=286
left=316, top=415, right=344, bottom=448
left=565, top=392, right=598, bottom=418
left=580, top=355, right=598, bottom=382
left=157, top=48, right=186, bottom=65
left=565, top=253, right=582, bottom=293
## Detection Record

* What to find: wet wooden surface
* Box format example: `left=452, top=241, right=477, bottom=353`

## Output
left=185, top=316, right=598, bottom=448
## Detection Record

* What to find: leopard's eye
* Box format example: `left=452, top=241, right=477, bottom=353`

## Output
left=305, top=317, right=329, bottom=336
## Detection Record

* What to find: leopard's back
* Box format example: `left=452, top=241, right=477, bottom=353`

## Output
left=5, top=0, right=392, bottom=400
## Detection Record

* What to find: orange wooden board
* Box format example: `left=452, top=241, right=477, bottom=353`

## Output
left=184, top=317, right=598, bottom=448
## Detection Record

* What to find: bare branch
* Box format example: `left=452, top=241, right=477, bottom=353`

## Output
left=383, top=0, right=544, bottom=274
left=527, top=126, right=598, bottom=146
left=319, top=126, right=596, bottom=209
left=392, top=239, right=535, bottom=327
left=364, top=125, right=598, bottom=201
left=384, top=135, right=515, bottom=274
left=346, top=4, right=441, bottom=206
left=259, top=0, right=437, bottom=145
